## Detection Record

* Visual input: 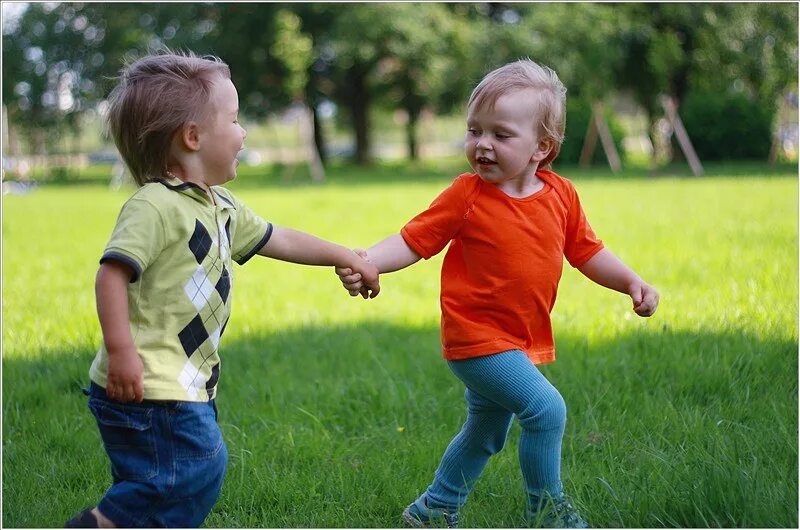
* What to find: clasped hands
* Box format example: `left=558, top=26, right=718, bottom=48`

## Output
left=337, top=249, right=374, bottom=299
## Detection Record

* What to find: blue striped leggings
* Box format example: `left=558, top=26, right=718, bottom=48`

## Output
left=422, top=349, right=566, bottom=511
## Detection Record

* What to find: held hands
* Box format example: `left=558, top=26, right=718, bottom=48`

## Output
left=344, top=249, right=380, bottom=299
left=336, top=249, right=374, bottom=299
left=106, top=346, right=145, bottom=402
left=629, top=281, right=659, bottom=317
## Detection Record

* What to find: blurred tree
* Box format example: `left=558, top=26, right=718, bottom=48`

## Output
left=691, top=3, right=798, bottom=109
left=614, top=3, right=797, bottom=163
left=204, top=4, right=296, bottom=118
left=2, top=3, right=215, bottom=155
left=2, top=3, right=112, bottom=155
left=4, top=2, right=796, bottom=168
left=372, top=3, right=464, bottom=160
left=294, top=3, right=472, bottom=164
left=300, top=4, right=391, bottom=164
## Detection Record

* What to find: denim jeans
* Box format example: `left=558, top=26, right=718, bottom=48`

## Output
left=86, top=382, right=228, bottom=527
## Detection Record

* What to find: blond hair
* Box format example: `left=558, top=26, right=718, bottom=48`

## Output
left=468, top=59, right=567, bottom=167
left=106, top=50, right=231, bottom=186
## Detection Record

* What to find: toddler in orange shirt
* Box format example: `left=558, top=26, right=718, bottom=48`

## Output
left=337, top=59, right=659, bottom=527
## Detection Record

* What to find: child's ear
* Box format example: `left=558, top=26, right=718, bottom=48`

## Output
left=179, top=122, right=202, bottom=152
left=531, top=137, right=554, bottom=163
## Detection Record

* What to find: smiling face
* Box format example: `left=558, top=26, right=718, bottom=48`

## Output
left=198, top=75, right=247, bottom=186
left=464, top=89, right=552, bottom=191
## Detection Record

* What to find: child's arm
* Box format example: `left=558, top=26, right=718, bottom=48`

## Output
left=577, top=248, right=659, bottom=317
left=257, top=226, right=381, bottom=297
left=335, top=233, right=422, bottom=297
left=96, top=262, right=145, bottom=402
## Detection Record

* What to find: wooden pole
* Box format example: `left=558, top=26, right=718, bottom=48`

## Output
left=661, top=96, right=703, bottom=177
left=592, top=101, right=622, bottom=172
left=578, top=108, right=599, bottom=169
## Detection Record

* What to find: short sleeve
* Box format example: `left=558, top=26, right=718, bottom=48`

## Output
left=100, top=198, right=165, bottom=282
left=227, top=192, right=272, bottom=265
left=401, top=175, right=472, bottom=259
left=563, top=183, right=604, bottom=268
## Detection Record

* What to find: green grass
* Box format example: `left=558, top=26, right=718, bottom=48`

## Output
left=2, top=163, right=797, bottom=527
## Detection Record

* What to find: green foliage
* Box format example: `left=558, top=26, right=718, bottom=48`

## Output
left=3, top=3, right=797, bottom=163
left=681, top=91, right=774, bottom=161
left=270, top=10, right=312, bottom=99
left=557, top=99, right=626, bottom=166
left=2, top=167, right=797, bottom=527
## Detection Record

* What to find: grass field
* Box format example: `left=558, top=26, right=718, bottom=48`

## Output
left=2, top=161, right=797, bottom=527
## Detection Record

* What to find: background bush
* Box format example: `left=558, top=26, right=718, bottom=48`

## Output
left=681, top=91, right=774, bottom=161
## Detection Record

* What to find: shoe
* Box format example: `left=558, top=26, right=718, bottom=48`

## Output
left=528, top=496, right=589, bottom=528
left=65, top=508, right=98, bottom=528
left=402, top=496, right=459, bottom=528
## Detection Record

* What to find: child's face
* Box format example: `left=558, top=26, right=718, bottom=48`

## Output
left=465, top=89, right=550, bottom=187
left=198, top=75, right=247, bottom=186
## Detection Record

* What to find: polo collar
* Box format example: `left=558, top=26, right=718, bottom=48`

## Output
left=157, top=176, right=236, bottom=211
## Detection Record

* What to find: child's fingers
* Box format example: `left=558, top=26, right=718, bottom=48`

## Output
left=105, top=382, right=118, bottom=400
left=133, top=379, right=144, bottom=403
left=340, top=273, right=362, bottom=285
left=123, top=382, right=137, bottom=403
left=367, top=281, right=380, bottom=298
left=345, top=279, right=364, bottom=290
left=630, top=285, right=643, bottom=306
left=335, top=267, right=354, bottom=278
left=634, top=298, right=656, bottom=317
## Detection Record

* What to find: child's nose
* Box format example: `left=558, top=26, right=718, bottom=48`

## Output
left=475, top=134, right=492, bottom=150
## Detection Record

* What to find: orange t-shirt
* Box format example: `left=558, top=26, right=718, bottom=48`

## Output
left=400, top=170, right=604, bottom=364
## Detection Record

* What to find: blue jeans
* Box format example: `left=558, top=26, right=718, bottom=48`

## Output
left=86, top=382, right=228, bottom=527
left=422, top=350, right=566, bottom=512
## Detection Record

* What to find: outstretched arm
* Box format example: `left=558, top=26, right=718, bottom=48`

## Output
left=336, top=234, right=421, bottom=297
left=577, top=248, right=659, bottom=317
left=258, top=226, right=381, bottom=297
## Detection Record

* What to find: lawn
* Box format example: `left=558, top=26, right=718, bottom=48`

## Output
left=2, top=162, right=797, bottom=527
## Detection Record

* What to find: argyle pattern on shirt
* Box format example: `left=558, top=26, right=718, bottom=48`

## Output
left=177, top=217, right=232, bottom=400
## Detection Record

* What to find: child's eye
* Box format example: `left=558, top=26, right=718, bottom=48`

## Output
left=496, top=133, right=510, bottom=140
left=467, top=128, right=479, bottom=136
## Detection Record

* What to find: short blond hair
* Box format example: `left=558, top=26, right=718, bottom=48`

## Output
left=468, top=59, right=567, bottom=167
left=106, top=50, right=231, bottom=186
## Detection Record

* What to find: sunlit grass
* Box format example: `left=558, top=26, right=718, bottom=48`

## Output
left=2, top=165, right=797, bottom=527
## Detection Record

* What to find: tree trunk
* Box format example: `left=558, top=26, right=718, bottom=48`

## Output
left=348, top=68, right=371, bottom=164
left=406, top=108, right=419, bottom=161
left=311, top=104, right=327, bottom=166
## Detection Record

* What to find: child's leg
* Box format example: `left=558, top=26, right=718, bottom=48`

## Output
left=422, top=387, right=514, bottom=511
left=446, top=350, right=566, bottom=509
left=150, top=401, right=228, bottom=527
left=84, top=383, right=227, bottom=527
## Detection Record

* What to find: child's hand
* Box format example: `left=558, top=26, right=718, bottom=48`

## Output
left=349, top=249, right=380, bottom=299
left=629, top=281, right=659, bottom=317
left=336, top=249, right=374, bottom=299
left=106, top=346, right=145, bottom=402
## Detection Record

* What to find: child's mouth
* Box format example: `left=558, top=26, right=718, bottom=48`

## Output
left=477, top=157, right=496, bottom=166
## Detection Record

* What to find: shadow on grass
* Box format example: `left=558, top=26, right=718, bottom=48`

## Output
left=3, top=322, right=797, bottom=527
